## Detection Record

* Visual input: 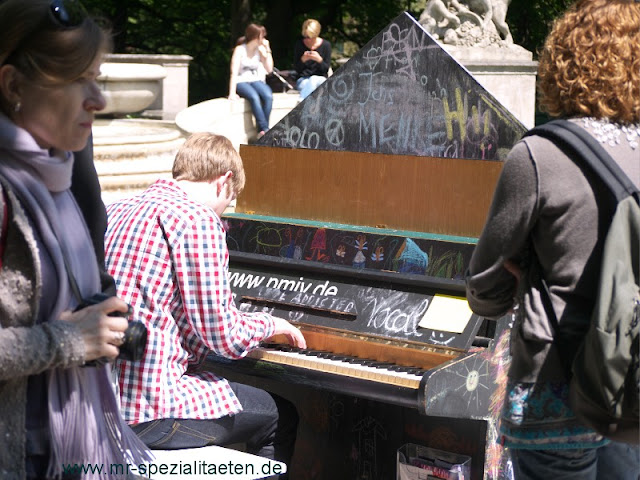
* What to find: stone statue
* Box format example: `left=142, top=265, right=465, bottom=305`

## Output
left=419, top=0, right=513, bottom=47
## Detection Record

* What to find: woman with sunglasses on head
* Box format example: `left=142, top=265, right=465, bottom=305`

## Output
left=0, top=1, right=150, bottom=479
left=292, top=19, right=332, bottom=100
left=228, top=23, right=274, bottom=140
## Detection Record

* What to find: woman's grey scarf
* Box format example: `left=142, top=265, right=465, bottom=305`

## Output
left=0, top=114, right=151, bottom=478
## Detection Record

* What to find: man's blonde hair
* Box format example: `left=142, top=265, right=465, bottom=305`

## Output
left=172, top=133, right=246, bottom=195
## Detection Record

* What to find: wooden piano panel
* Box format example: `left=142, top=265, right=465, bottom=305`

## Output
left=237, top=145, right=502, bottom=238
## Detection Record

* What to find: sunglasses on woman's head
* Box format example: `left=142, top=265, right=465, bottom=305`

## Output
left=50, top=0, right=87, bottom=27
left=0, top=0, right=88, bottom=66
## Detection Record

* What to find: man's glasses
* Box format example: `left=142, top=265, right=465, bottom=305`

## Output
left=0, top=0, right=88, bottom=66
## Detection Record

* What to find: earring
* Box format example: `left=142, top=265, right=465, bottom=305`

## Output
left=14, top=101, right=21, bottom=113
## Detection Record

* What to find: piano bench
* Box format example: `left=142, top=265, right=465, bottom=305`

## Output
left=131, top=444, right=286, bottom=479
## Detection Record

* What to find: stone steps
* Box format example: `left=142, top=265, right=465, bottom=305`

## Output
left=93, top=119, right=186, bottom=205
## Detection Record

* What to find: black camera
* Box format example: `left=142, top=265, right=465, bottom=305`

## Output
left=76, top=293, right=148, bottom=365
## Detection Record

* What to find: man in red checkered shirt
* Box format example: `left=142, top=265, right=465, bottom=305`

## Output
left=105, top=132, right=306, bottom=476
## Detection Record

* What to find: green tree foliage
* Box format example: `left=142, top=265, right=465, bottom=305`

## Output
left=507, top=0, right=574, bottom=55
left=82, top=0, right=574, bottom=106
left=84, top=0, right=233, bottom=104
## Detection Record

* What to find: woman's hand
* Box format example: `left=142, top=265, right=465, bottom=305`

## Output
left=270, top=317, right=307, bottom=349
left=303, top=50, right=322, bottom=63
left=228, top=92, right=239, bottom=101
left=59, top=296, right=130, bottom=362
left=258, top=39, right=272, bottom=58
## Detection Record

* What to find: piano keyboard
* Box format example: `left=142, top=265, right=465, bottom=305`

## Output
left=248, top=345, right=427, bottom=389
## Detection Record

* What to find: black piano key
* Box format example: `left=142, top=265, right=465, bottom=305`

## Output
left=372, top=363, right=395, bottom=369
left=301, top=350, right=324, bottom=356
left=344, top=356, right=368, bottom=364
left=404, top=368, right=423, bottom=375
left=398, top=367, right=422, bottom=374
left=357, top=359, right=378, bottom=367
left=317, top=352, right=335, bottom=359
left=325, top=354, right=350, bottom=361
left=386, top=365, right=415, bottom=373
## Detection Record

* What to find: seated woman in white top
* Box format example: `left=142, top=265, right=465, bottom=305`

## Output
left=229, top=24, right=274, bottom=139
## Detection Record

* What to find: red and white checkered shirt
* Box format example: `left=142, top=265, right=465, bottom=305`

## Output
left=105, top=179, right=275, bottom=423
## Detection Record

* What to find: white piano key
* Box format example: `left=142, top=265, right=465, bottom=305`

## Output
left=248, top=348, right=423, bottom=389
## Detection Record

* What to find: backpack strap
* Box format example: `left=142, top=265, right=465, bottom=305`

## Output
left=524, top=119, right=640, bottom=204
left=522, top=119, right=640, bottom=379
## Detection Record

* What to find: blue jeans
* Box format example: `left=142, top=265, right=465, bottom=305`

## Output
left=296, top=75, right=327, bottom=100
left=130, top=382, right=297, bottom=479
left=511, top=442, right=640, bottom=480
left=236, top=81, right=272, bottom=133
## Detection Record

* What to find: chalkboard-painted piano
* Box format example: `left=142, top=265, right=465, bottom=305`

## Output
left=205, top=12, right=526, bottom=480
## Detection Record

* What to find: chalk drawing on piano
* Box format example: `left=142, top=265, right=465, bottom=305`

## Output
left=327, top=70, right=356, bottom=103
left=335, top=243, right=347, bottom=264
left=351, top=416, right=387, bottom=480
left=441, top=86, right=506, bottom=160
left=328, top=233, right=402, bottom=271
left=287, top=125, right=320, bottom=149
left=238, top=301, right=275, bottom=316
left=283, top=227, right=306, bottom=260
left=428, top=331, right=456, bottom=346
left=450, top=354, right=491, bottom=412
left=237, top=279, right=358, bottom=323
left=287, top=310, right=305, bottom=322
left=352, top=234, right=368, bottom=268
left=326, top=394, right=345, bottom=430
left=251, top=225, right=284, bottom=255
left=306, top=228, right=329, bottom=262
left=266, top=116, right=322, bottom=150
left=425, top=247, right=465, bottom=280
left=424, top=349, right=491, bottom=418
left=225, top=218, right=474, bottom=280
left=365, top=22, right=428, bottom=80
left=392, top=238, right=428, bottom=274
left=324, top=118, right=345, bottom=147
left=360, top=290, right=429, bottom=336
left=370, top=245, right=384, bottom=265
left=259, top=13, right=526, bottom=158
left=358, top=72, right=395, bottom=106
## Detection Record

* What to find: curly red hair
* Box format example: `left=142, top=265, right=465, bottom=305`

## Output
left=537, top=0, right=640, bottom=124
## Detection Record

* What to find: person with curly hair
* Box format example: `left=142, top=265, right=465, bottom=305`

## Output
left=465, top=0, right=640, bottom=478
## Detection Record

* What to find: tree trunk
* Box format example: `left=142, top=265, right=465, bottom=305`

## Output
left=231, top=0, right=252, bottom=46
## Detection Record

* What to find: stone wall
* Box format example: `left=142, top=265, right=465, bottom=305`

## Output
left=104, top=54, right=193, bottom=120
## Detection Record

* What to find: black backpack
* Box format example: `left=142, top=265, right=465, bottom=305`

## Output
left=524, top=119, right=640, bottom=444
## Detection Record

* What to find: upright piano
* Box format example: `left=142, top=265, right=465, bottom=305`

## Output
left=205, top=12, right=527, bottom=480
